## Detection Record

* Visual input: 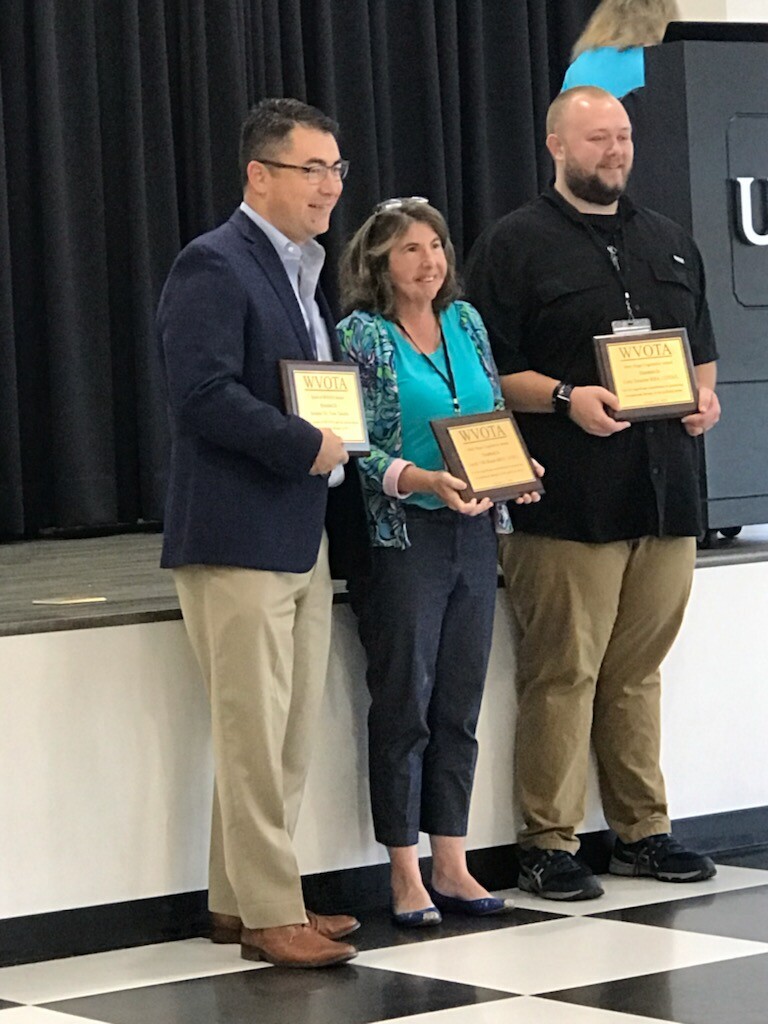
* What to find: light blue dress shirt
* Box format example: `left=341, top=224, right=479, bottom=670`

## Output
left=239, top=201, right=343, bottom=486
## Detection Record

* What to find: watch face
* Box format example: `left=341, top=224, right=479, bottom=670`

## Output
left=554, top=383, right=573, bottom=415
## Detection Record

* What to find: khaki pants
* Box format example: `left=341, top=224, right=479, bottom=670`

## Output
left=173, top=534, right=332, bottom=928
left=499, top=532, right=696, bottom=853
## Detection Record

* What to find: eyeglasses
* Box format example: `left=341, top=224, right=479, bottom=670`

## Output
left=374, top=196, right=429, bottom=214
left=255, top=158, right=350, bottom=183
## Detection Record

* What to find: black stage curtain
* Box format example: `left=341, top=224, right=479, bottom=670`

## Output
left=0, top=0, right=596, bottom=538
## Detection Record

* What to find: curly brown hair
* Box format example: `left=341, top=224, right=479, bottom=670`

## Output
left=339, top=200, right=460, bottom=319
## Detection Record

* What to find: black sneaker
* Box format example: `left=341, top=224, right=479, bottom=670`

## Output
left=517, top=847, right=604, bottom=901
left=609, top=833, right=717, bottom=882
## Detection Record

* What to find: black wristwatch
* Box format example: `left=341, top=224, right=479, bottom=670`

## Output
left=552, top=381, right=574, bottom=417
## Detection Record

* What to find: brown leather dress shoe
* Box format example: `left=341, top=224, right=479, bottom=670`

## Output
left=210, top=912, right=241, bottom=944
left=306, top=910, right=360, bottom=940
left=210, top=909, right=360, bottom=943
left=240, top=924, right=357, bottom=968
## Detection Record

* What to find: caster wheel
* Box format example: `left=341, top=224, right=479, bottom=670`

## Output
left=698, top=529, right=718, bottom=550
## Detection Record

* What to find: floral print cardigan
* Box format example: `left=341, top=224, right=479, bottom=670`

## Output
left=337, top=300, right=513, bottom=549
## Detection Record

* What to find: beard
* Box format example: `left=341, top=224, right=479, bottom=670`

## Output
left=564, top=160, right=629, bottom=206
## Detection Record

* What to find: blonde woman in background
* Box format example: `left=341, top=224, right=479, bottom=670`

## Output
left=562, top=0, right=680, bottom=98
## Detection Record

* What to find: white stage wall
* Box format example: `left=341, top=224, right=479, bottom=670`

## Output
left=2, top=559, right=768, bottom=921
left=663, top=1, right=768, bottom=23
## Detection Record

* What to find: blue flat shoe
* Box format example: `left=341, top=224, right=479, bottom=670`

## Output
left=427, top=886, right=515, bottom=917
left=391, top=905, right=442, bottom=928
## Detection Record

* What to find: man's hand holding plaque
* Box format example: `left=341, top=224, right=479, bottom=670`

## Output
left=681, top=386, right=721, bottom=437
left=281, top=360, right=370, bottom=455
left=593, top=328, right=698, bottom=422
left=430, top=410, right=544, bottom=503
left=568, top=386, right=631, bottom=437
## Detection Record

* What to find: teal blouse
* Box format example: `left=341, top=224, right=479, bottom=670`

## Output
left=389, top=305, right=495, bottom=509
left=337, top=300, right=512, bottom=548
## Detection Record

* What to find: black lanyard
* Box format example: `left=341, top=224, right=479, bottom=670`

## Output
left=395, top=320, right=460, bottom=414
left=580, top=215, right=636, bottom=323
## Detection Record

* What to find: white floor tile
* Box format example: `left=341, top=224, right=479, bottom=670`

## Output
left=383, top=997, right=678, bottom=1024
left=357, top=915, right=768, bottom=995
left=0, top=1010, right=104, bottom=1024
left=501, top=863, right=768, bottom=916
left=0, top=939, right=265, bottom=1005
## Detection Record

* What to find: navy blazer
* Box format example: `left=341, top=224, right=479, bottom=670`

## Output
left=158, top=209, right=345, bottom=573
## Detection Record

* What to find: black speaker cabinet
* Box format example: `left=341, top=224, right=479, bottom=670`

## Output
left=627, top=39, right=768, bottom=535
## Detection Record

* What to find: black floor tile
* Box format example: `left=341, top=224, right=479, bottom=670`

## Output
left=544, top=951, right=768, bottom=1024
left=596, top=884, right=768, bottom=943
left=354, top=904, right=562, bottom=952
left=45, top=964, right=514, bottom=1024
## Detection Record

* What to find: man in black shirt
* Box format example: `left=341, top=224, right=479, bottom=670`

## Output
left=465, top=85, right=720, bottom=900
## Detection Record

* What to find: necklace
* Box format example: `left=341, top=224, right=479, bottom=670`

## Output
left=394, top=317, right=460, bottom=414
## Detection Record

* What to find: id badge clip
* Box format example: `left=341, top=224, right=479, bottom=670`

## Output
left=611, top=317, right=652, bottom=334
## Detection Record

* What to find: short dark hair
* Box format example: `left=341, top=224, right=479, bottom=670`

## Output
left=339, top=201, right=460, bottom=318
left=239, top=98, right=339, bottom=186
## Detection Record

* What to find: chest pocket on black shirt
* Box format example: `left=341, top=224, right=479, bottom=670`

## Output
left=647, top=257, right=697, bottom=324
left=532, top=272, right=609, bottom=381
left=649, top=258, right=695, bottom=291
left=536, top=271, right=606, bottom=306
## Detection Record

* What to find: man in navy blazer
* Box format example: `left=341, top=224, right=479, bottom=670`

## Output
left=157, top=99, right=359, bottom=968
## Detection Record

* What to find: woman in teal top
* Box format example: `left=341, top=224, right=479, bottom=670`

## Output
left=338, top=198, right=541, bottom=927
left=385, top=300, right=497, bottom=510
left=561, top=0, right=679, bottom=98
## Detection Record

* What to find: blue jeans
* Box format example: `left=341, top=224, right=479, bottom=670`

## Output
left=358, top=507, right=499, bottom=847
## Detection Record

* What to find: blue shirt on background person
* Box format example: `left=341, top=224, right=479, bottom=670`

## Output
left=562, top=45, right=645, bottom=98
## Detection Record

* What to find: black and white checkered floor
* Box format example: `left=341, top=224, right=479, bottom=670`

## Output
left=3, top=851, right=768, bottom=1024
